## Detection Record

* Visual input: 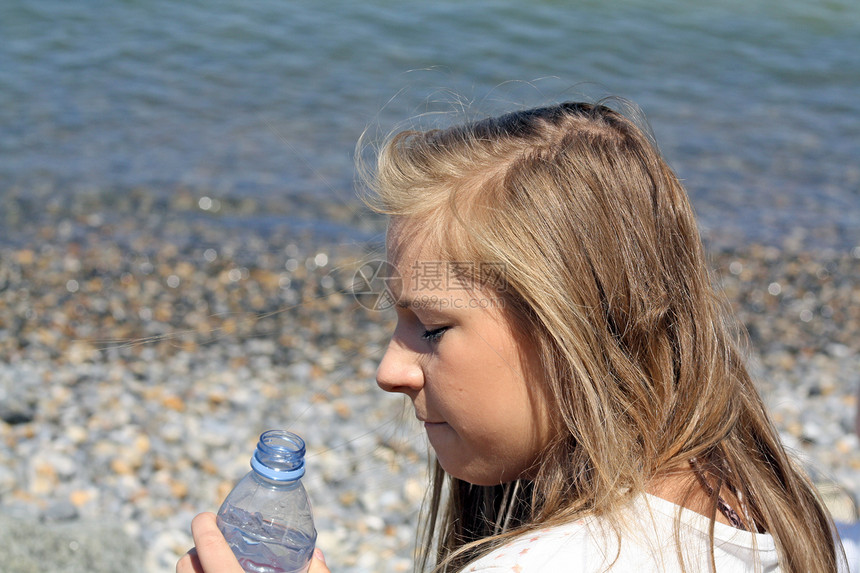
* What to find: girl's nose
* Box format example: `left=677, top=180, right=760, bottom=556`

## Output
left=376, top=338, right=423, bottom=395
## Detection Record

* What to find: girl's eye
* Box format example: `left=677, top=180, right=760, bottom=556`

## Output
left=421, top=326, right=449, bottom=343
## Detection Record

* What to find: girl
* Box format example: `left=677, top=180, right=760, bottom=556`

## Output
left=179, top=101, right=840, bottom=572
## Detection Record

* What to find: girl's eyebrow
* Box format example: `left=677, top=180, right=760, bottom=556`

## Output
left=396, top=298, right=435, bottom=313
left=396, top=298, right=450, bottom=317
left=397, top=298, right=431, bottom=312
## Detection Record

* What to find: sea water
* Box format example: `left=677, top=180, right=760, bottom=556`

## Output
left=2, top=0, right=858, bottom=250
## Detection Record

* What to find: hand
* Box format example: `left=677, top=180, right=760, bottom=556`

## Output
left=308, top=547, right=331, bottom=573
left=177, top=512, right=330, bottom=573
left=177, top=513, right=242, bottom=573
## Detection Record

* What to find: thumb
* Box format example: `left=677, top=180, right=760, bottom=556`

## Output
left=308, top=548, right=330, bottom=573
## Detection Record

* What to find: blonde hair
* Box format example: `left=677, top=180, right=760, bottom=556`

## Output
left=360, top=101, right=838, bottom=572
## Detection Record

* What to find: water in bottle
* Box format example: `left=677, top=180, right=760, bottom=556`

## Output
left=217, top=430, right=316, bottom=573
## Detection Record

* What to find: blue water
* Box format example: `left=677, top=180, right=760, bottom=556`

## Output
left=1, top=0, right=858, bottom=249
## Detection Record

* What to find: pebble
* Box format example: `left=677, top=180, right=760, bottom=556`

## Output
left=1, top=205, right=859, bottom=572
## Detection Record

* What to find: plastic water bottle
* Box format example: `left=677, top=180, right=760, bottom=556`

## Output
left=217, top=430, right=317, bottom=573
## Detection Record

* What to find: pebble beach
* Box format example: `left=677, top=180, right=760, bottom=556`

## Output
left=1, top=193, right=859, bottom=573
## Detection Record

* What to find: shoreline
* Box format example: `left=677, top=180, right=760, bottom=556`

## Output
left=1, top=209, right=859, bottom=571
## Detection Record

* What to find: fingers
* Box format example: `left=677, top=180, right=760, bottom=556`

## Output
left=184, top=512, right=244, bottom=573
left=176, top=548, right=204, bottom=573
left=308, top=548, right=331, bottom=573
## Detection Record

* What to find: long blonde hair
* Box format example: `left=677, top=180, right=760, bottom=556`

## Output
left=360, top=101, right=838, bottom=572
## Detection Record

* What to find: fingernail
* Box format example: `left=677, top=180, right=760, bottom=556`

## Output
left=314, top=547, right=326, bottom=563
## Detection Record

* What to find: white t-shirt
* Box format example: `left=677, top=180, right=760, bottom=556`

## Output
left=838, top=521, right=860, bottom=572
left=464, top=493, right=780, bottom=572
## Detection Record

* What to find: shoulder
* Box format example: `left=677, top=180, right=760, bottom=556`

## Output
left=462, top=494, right=782, bottom=573
left=462, top=518, right=604, bottom=572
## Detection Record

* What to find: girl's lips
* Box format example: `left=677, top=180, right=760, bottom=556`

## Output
left=416, top=413, right=444, bottom=424
left=423, top=421, right=448, bottom=431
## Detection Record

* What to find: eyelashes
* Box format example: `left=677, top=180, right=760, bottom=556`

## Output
left=421, top=326, right=449, bottom=343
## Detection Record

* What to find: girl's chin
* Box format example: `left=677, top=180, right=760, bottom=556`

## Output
left=432, top=449, right=522, bottom=486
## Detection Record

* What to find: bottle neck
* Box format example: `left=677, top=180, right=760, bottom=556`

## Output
left=250, top=468, right=302, bottom=489
left=252, top=449, right=305, bottom=481
left=250, top=429, right=307, bottom=482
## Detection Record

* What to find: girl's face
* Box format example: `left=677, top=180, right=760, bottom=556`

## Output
left=376, top=223, right=554, bottom=486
